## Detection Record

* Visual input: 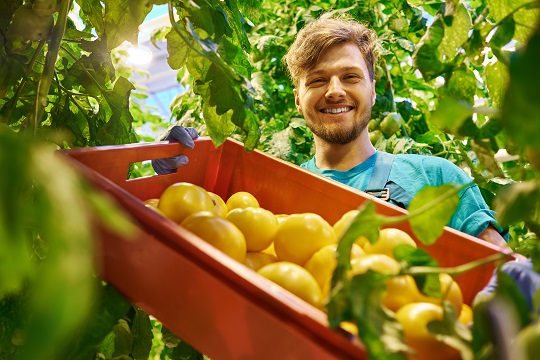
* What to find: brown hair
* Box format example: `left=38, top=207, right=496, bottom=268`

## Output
left=284, top=13, right=378, bottom=86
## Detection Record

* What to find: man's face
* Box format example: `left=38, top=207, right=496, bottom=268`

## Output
left=294, top=42, right=376, bottom=145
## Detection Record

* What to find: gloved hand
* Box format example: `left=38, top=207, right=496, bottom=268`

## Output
left=474, top=259, right=540, bottom=314
left=151, top=126, right=199, bottom=175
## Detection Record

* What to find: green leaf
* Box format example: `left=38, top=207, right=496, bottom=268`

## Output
left=172, top=340, right=205, bottom=359
left=59, top=283, right=132, bottom=360
left=77, top=0, right=105, bottom=35
left=166, top=28, right=192, bottom=70
left=513, top=6, right=540, bottom=43
left=408, top=184, right=462, bottom=245
left=349, top=272, right=409, bottom=359
left=96, top=76, right=136, bottom=145
left=111, top=319, right=133, bottom=357
left=493, top=180, right=540, bottom=227
left=0, top=53, right=26, bottom=98
left=489, top=17, right=515, bottom=50
left=131, top=308, right=153, bottom=360
left=442, top=65, right=477, bottom=105
left=489, top=0, right=532, bottom=23
left=202, top=103, right=235, bottom=147
left=439, top=4, right=472, bottom=60
left=103, top=0, right=153, bottom=50
left=429, top=97, right=474, bottom=134
left=469, top=139, right=504, bottom=177
left=485, top=60, right=509, bottom=109
left=412, top=16, right=451, bottom=81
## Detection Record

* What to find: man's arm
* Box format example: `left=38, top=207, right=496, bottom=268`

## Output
left=479, top=225, right=527, bottom=261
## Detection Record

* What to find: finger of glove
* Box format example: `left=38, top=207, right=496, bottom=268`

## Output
left=151, top=155, right=189, bottom=175
left=165, top=126, right=198, bottom=148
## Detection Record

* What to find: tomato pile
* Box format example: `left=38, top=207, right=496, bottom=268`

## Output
left=146, top=181, right=471, bottom=359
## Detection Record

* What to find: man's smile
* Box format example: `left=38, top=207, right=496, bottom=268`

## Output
left=320, top=106, right=353, bottom=114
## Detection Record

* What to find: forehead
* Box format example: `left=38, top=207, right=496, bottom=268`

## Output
left=304, top=42, right=368, bottom=78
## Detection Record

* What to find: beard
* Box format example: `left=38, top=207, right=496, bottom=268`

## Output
left=306, top=108, right=371, bottom=145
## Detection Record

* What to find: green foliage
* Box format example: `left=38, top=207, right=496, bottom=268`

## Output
left=0, top=126, right=135, bottom=360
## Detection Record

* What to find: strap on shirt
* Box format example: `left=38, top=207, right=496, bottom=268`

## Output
left=365, top=151, right=395, bottom=201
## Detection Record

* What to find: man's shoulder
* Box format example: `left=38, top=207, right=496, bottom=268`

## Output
left=393, top=153, right=455, bottom=168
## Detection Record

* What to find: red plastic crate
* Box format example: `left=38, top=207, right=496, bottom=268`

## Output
left=60, top=137, right=512, bottom=360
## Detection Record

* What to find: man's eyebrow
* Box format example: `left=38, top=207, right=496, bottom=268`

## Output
left=306, top=65, right=365, bottom=76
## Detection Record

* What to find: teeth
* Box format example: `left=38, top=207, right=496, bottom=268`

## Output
left=322, top=107, right=349, bottom=114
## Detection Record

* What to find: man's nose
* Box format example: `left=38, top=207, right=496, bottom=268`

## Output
left=326, top=77, right=346, bottom=100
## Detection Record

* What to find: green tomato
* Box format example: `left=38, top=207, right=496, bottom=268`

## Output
left=369, top=130, right=384, bottom=145
left=9, top=4, right=54, bottom=42
left=32, top=0, right=58, bottom=17
left=368, top=119, right=379, bottom=131
left=380, top=112, right=403, bottom=137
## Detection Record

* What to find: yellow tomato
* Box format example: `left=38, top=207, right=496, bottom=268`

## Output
left=226, top=207, right=278, bottom=252
left=396, top=302, right=460, bottom=360
left=208, top=192, right=228, bottom=217
left=304, top=243, right=365, bottom=299
left=244, top=252, right=277, bottom=271
left=383, top=274, right=423, bottom=312
left=158, top=182, right=214, bottom=223
left=258, top=261, right=323, bottom=308
left=226, top=191, right=260, bottom=210
left=363, top=228, right=417, bottom=259
left=339, top=321, right=358, bottom=336
left=333, top=209, right=368, bottom=247
left=458, top=304, right=473, bottom=326
left=349, top=254, right=401, bottom=276
left=144, top=198, right=160, bottom=208
left=180, top=211, right=246, bottom=263
left=415, top=273, right=463, bottom=317
left=261, top=241, right=276, bottom=256
left=273, top=213, right=336, bottom=265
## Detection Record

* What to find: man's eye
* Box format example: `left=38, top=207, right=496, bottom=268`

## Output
left=344, top=74, right=361, bottom=81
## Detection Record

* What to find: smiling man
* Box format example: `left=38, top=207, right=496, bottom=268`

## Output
left=283, top=13, right=509, bottom=249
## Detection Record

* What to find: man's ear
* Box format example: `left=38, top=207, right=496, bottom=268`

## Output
left=371, top=80, right=376, bottom=106
left=294, top=88, right=303, bottom=114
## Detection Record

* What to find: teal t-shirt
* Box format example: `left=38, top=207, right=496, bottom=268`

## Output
left=301, top=151, right=506, bottom=239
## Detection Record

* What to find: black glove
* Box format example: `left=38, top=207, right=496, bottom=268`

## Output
left=151, top=126, right=199, bottom=175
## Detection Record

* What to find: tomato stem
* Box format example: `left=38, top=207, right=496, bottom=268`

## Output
left=405, top=252, right=511, bottom=277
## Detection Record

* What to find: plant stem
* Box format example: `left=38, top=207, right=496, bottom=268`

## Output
left=30, top=0, right=73, bottom=135
left=405, top=252, right=510, bottom=277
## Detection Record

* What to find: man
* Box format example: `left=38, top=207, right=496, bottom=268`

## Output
left=282, top=14, right=510, bottom=249
left=153, top=14, right=508, bottom=249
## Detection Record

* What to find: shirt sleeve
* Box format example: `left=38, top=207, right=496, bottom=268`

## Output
left=449, top=185, right=509, bottom=240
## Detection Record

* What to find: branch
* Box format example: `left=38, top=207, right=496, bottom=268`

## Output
left=29, top=0, right=73, bottom=135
